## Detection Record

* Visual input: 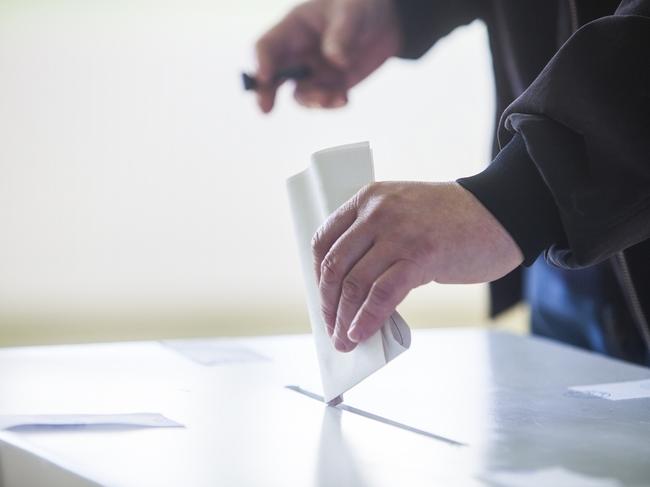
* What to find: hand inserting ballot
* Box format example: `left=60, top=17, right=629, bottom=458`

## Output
left=312, top=181, right=523, bottom=352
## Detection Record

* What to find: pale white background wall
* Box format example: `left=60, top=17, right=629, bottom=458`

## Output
left=0, top=0, right=497, bottom=343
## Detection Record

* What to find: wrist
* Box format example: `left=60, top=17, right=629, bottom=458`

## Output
left=457, top=134, right=566, bottom=266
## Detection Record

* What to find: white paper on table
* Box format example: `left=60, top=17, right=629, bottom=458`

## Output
left=161, top=340, right=269, bottom=366
left=286, top=142, right=411, bottom=403
left=0, top=413, right=183, bottom=430
left=568, top=378, right=650, bottom=401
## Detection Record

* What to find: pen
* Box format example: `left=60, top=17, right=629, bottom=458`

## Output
left=242, top=66, right=312, bottom=91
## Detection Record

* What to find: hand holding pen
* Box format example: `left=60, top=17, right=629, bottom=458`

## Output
left=244, top=0, right=403, bottom=113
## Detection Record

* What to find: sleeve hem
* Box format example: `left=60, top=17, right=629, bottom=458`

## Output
left=457, top=133, right=566, bottom=266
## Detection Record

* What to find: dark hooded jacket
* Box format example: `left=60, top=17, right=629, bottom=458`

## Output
left=395, top=0, right=650, bottom=364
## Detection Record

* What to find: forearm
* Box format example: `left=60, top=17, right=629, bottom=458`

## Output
left=507, top=9, right=650, bottom=267
left=460, top=1, right=650, bottom=269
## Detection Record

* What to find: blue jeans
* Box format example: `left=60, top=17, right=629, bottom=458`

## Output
left=524, top=256, right=647, bottom=364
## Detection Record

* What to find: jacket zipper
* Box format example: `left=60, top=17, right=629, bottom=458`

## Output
left=567, top=0, right=579, bottom=32
left=612, top=252, right=650, bottom=351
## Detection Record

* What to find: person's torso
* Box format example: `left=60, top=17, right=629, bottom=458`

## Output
left=483, top=0, right=650, bottom=365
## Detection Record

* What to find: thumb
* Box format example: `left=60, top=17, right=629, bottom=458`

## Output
left=321, top=4, right=360, bottom=69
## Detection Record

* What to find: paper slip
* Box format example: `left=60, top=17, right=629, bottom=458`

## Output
left=569, top=378, right=650, bottom=401
left=0, top=413, right=183, bottom=430
left=286, top=142, right=411, bottom=403
left=161, top=340, right=269, bottom=366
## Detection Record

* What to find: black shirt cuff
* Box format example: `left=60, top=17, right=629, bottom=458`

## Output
left=457, top=133, right=566, bottom=266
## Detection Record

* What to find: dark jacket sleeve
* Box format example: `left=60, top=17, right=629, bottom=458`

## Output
left=458, top=133, right=567, bottom=266
left=459, top=0, right=650, bottom=269
left=394, top=0, right=483, bottom=59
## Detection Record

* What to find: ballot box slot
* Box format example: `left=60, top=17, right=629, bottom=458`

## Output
left=285, top=385, right=467, bottom=447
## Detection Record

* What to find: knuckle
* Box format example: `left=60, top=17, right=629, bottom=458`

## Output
left=311, top=228, right=325, bottom=257
left=320, top=303, right=336, bottom=325
left=340, top=197, right=359, bottom=218
left=320, top=255, right=340, bottom=284
left=399, top=258, right=427, bottom=287
left=366, top=192, right=399, bottom=224
left=355, top=182, right=377, bottom=205
left=410, top=238, right=439, bottom=263
left=358, top=182, right=375, bottom=197
left=341, top=276, right=363, bottom=302
left=377, top=192, right=400, bottom=211
left=358, top=305, right=384, bottom=327
left=369, top=280, right=397, bottom=306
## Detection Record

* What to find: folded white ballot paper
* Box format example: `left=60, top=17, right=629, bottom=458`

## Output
left=287, top=142, right=411, bottom=403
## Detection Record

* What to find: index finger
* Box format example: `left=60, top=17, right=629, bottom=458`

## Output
left=255, top=8, right=302, bottom=82
left=311, top=198, right=358, bottom=283
left=254, top=34, right=286, bottom=113
left=347, top=259, right=422, bottom=343
left=254, top=7, right=313, bottom=112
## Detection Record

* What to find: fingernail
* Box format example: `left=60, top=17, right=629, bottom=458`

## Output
left=347, top=324, right=362, bottom=343
left=326, top=95, right=346, bottom=109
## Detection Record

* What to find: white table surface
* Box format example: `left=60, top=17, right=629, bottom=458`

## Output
left=0, top=328, right=649, bottom=487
